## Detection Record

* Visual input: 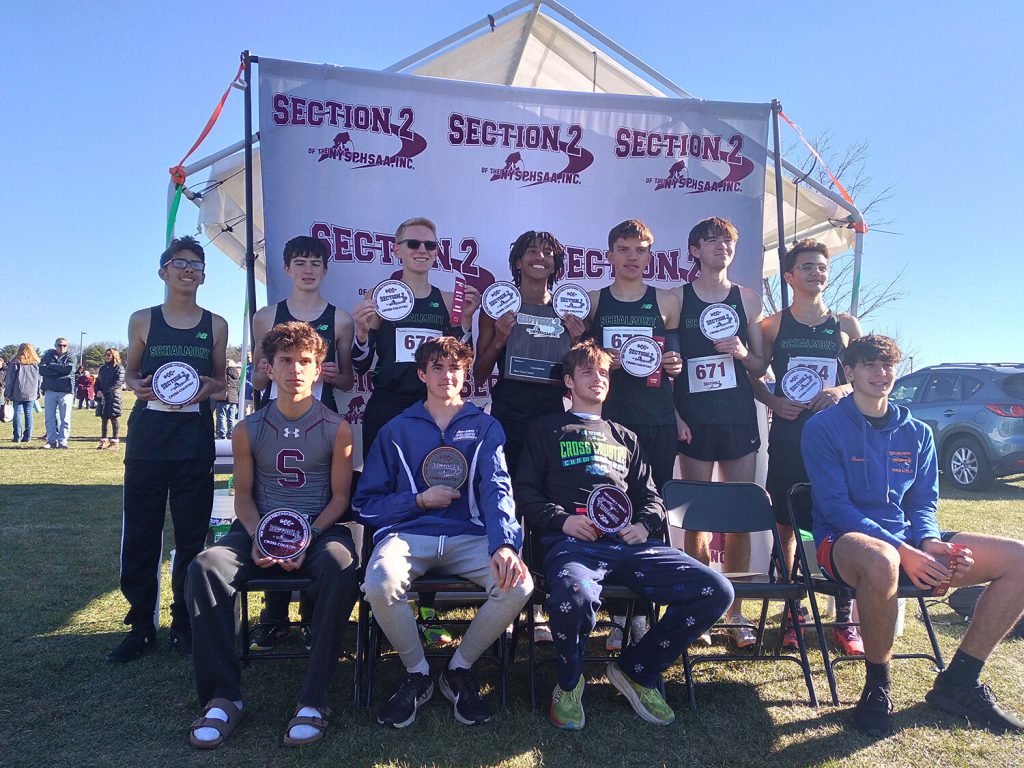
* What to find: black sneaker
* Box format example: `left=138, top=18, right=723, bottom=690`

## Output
left=439, top=667, right=493, bottom=726
left=248, top=621, right=290, bottom=651
left=851, top=685, right=893, bottom=737
left=168, top=626, right=193, bottom=659
left=926, top=681, right=1024, bottom=734
left=377, top=672, right=434, bottom=728
left=107, top=627, right=156, bottom=663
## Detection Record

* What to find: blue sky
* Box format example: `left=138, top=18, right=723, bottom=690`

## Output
left=4, top=1, right=1021, bottom=367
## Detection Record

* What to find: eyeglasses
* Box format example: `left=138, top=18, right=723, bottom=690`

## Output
left=164, top=258, right=206, bottom=271
left=397, top=239, right=438, bottom=251
left=796, top=263, right=829, bottom=274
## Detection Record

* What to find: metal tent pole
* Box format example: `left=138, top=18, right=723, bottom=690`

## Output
left=242, top=50, right=260, bottom=408
left=771, top=100, right=788, bottom=308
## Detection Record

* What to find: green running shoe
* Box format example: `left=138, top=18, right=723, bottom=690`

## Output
left=606, top=662, right=675, bottom=725
left=419, top=606, right=454, bottom=648
left=550, top=675, right=585, bottom=730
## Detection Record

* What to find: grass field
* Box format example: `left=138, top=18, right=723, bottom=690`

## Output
left=1, top=396, right=1022, bottom=767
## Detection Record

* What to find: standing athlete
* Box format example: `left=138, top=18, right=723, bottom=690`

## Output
left=752, top=238, right=864, bottom=654
left=109, top=236, right=227, bottom=662
left=674, top=216, right=766, bottom=647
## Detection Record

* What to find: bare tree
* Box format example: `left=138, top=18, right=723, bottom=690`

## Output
left=763, top=130, right=902, bottom=320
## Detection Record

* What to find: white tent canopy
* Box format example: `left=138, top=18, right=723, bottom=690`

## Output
left=189, top=0, right=863, bottom=290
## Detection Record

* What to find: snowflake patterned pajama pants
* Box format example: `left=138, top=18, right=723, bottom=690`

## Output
left=543, top=536, right=734, bottom=690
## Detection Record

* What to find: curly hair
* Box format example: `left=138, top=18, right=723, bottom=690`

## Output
left=414, top=336, right=473, bottom=373
left=508, top=230, right=566, bottom=289
left=261, top=321, right=329, bottom=364
left=562, top=339, right=611, bottom=380
left=843, top=334, right=902, bottom=368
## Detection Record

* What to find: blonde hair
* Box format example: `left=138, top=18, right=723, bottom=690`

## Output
left=105, top=348, right=122, bottom=366
left=395, top=217, right=437, bottom=242
left=14, top=343, right=40, bottom=365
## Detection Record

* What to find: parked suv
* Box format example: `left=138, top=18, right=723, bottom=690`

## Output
left=890, top=363, right=1024, bottom=491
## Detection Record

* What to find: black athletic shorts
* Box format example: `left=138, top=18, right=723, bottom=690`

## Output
left=766, top=443, right=808, bottom=526
left=678, top=421, right=760, bottom=462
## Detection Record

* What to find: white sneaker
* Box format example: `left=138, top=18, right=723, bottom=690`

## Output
left=729, top=615, right=757, bottom=648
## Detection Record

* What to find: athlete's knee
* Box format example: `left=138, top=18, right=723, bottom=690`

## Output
left=491, top=571, right=533, bottom=609
left=845, top=541, right=899, bottom=592
left=361, top=559, right=407, bottom=606
left=695, top=566, right=734, bottom=616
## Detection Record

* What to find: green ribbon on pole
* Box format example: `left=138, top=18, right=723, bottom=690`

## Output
left=166, top=184, right=184, bottom=247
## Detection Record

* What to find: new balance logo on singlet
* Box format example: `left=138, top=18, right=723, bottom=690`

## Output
left=284, top=428, right=301, bottom=438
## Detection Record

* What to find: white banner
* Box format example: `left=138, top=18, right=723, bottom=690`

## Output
left=258, top=59, right=770, bottom=458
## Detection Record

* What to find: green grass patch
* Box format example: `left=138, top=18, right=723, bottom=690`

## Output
left=1, top=399, right=1022, bottom=767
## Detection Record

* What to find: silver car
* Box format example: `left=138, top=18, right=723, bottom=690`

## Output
left=890, top=363, right=1024, bottom=491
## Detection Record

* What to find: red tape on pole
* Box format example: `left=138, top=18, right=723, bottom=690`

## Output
left=779, top=110, right=868, bottom=234
left=168, top=61, right=246, bottom=187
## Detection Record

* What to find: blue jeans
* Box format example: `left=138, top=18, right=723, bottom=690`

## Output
left=12, top=401, right=33, bottom=442
left=215, top=401, right=238, bottom=439
left=44, top=391, right=72, bottom=446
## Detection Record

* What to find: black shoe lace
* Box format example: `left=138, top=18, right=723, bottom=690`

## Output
left=975, top=684, right=997, bottom=706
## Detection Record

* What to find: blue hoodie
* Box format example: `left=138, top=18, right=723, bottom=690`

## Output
left=353, top=400, right=521, bottom=556
left=802, top=394, right=940, bottom=550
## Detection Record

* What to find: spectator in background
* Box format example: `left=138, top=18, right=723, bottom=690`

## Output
left=215, top=359, right=241, bottom=439
left=4, top=343, right=41, bottom=444
left=95, top=348, right=125, bottom=450
left=40, top=337, right=74, bottom=448
left=75, top=366, right=96, bottom=410
left=0, top=356, right=7, bottom=393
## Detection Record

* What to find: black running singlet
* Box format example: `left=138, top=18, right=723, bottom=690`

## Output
left=591, top=286, right=675, bottom=426
left=675, top=283, right=756, bottom=426
left=265, top=300, right=338, bottom=413
left=768, top=308, right=847, bottom=445
left=370, top=286, right=453, bottom=405
left=490, top=301, right=569, bottom=425
left=127, top=306, right=215, bottom=461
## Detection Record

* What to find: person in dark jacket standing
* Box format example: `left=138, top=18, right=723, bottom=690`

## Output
left=4, top=343, right=41, bottom=443
left=95, top=348, right=125, bottom=449
left=214, top=359, right=241, bottom=439
left=40, top=337, right=74, bottom=448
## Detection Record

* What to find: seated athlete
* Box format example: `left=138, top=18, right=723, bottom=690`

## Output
left=803, top=335, right=1024, bottom=737
left=354, top=336, right=532, bottom=728
left=516, top=339, right=733, bottom=730
left=185, top=321, right=360, bottom=748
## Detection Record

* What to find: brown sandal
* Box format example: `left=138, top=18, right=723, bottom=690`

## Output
left=188, top=698, right=243, bottom=749
left=282, top=706, right=330, bottom=747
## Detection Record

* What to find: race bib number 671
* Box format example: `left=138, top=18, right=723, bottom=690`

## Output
left=687, top=353, right=736, bottom=393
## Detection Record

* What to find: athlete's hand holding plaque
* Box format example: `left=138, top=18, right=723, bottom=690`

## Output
left=151, top=361, right=201, bottom=410
left=779, top=365, right=823, bottom=404
left=551, top=283, right=591, bottom=319
left=422, top=445, right=469, bottom=489
left=586, top=485, right=632, bottom=535
left=372, top=279, right=415, bottom=321
left=256, top=508, right=312, bottom=561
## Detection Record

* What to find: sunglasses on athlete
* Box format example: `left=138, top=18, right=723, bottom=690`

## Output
left=397, top=239, right=438, bottom=251
left=163, top=258, right=206, bottom=272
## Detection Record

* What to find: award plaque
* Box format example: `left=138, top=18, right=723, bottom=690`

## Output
left=256, top=508, right=312, bottom=560
left=152, top=361, right=201, bottom=406
left=372, top=280, right=415, bottom=321
left=450, top=276, right=467, bottom=326
left=779, top=365, right=823, bottom=403
left=931, top=543, right=969, bottom=597
left=481, top=281, right=522, bottom=319
left=618, top=335, right=663, bottom=378
left=699, top=303, right=741, bottom=340
left=422, top=446, right=469, bottom=489
left=586, top=485, right=633, bottom=535
left=551, top=284, right=591, bottom=319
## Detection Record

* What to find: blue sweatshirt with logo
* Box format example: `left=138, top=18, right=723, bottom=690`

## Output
left=801, top=394, right=940, bottom=550
left=353, top=400, right=521, bottom=556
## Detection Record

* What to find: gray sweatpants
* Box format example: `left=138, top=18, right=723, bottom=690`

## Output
left=362, top=533, right=532, bottom=671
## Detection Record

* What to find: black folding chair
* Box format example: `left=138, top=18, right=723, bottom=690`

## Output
left=521, top=523, right=660, bottom=710
left=239, top=574, right=363, bottom=707
left=662, top=479, right=817, bottom=710
left=785, top=483, right=945, bottom=705
left=357, top=527, right=515, bottom=709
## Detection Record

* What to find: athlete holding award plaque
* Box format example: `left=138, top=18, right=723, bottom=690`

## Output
left=354, top=337, right=531, bottom=729
left=517, top=340, right=732, bottom=730
left=673, top=217, right=767, bottom=648
left=750, top=239, right=864, bottom=654
left=186, top=321, right=360, bottom=748
left=351, top=217, right=481, bottom=460
left=109, top=236, right=227, bottom=664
